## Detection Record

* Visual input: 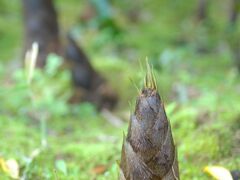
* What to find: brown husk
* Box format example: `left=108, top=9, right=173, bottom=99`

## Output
left=120, top=72, right=180, bottom=180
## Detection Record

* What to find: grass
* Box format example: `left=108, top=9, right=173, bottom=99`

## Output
left=0, top=0, right=240, bottom=179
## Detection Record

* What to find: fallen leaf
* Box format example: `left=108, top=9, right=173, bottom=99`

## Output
left=6, top=159, right=20, bottom=179
left=91, top=165, right=107, bottom=174
left=204, top=166, right=233, bottom=180
left=0, top=158, right=20, bottom=179
left=0, top=157, right=9, bottom=172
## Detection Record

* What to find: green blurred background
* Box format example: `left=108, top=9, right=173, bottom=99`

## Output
left=0, top=0, right=239, bottom=179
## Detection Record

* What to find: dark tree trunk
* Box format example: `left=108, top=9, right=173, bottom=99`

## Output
left=22, top=0, right=117, bottom=109
left=228, top=0, right=240, bottom=71
left=65, top=35, right=101, bottom=90
left=22, top=0, right=60, bottom=67
left=196, top=0, right=207, bottom=22
left=65, top=35, right=117, bottom=109
left=229, top=0, right=239, bottom=27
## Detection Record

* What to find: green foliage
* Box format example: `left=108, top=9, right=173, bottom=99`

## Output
left=0, top=54, right=71, bottom=117
left=55, top=159, right=68, bottom=176
left=1, top=53, right=240, bottom=178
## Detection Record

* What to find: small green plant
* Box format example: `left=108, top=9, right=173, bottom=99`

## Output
left=0, top=46, right=71, bottom=118
left=0, top=43, right=72, bottom=179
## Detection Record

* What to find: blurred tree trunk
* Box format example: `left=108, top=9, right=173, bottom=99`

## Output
left=65, top=35, right=117, bottom=109
left=22, top=0, right=60, bottom=67
left=22, top=0, right=117, bottom=109
left=229, top=0, right=239, bottom=27
left=196, top=0, right=207, bottom=22
left=228, top=0, right=240, bottom=71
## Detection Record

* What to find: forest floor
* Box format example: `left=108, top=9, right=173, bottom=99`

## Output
left=0, top=0, right=240, bottom=179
